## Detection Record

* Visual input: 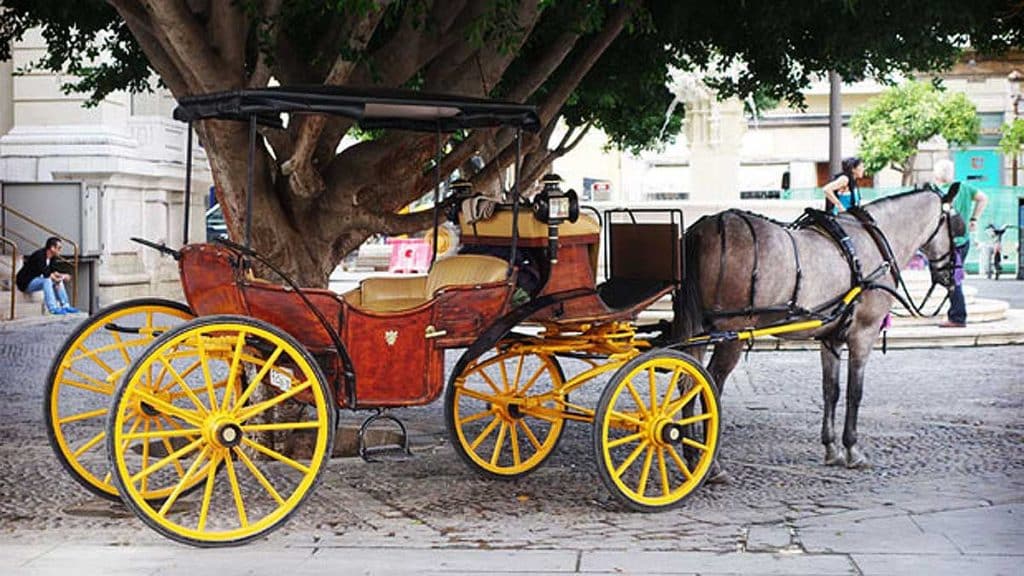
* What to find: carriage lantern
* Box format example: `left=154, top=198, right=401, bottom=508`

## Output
left=532, top=173, right=579, bottom=263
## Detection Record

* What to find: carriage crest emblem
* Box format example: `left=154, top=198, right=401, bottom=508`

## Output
left=384, top=329, right=399, bottom=346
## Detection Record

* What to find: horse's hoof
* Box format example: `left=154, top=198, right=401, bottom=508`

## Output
left=824, top=443, right=845, bottom=467
left=845, top=447, right=870, bottom=469
left=705, top=460, right=731, bottom=484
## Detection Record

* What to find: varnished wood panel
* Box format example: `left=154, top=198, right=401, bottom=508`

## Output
left=341, top=301, right=443, bottom=407
left=179, top=244, right=247, bottom=316
left=241, top=282, right=343, bottom=352
left=430, top=281, right=513, bottom=347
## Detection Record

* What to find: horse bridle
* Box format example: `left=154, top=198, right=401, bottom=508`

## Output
left=900, top=191, right=962, bottom=317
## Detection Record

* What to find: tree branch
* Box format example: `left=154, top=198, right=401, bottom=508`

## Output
left=207, top=0, right=247, bottom=82
left=109, top=1, right=191, bottom=96
left=247, top=0, right=283, bottom=88
left=142, top=0, right=233, bottom=92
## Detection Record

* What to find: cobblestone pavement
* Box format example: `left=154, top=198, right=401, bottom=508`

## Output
left=1, top=316, right=1022, bottom=574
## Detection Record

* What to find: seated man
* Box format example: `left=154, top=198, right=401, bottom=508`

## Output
left=15, top=237, right=79, bottom=315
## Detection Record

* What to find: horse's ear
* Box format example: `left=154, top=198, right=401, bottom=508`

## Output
left=942, top=181, right=961, bottom=205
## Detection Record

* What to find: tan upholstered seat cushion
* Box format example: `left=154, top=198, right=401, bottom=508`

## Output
left=460, top=210, right=599, bottom=239
left=424, top=254, right=508, bottom=296
left=350, top=255, right=508, bottom=313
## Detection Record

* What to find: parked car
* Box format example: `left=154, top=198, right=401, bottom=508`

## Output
left=205, top=204, right=227, bottom=241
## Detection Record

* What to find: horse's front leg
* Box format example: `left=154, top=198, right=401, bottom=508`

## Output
left=820, top=340, right=844, bottom=466
left=842, top=327, right=877, bottom=469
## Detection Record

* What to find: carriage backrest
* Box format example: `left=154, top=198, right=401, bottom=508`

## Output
left=607, top=220, right=683, bottom=284
left=425, top=254, right=509, bottom=296
left=179, top=244, right=247, bottom=316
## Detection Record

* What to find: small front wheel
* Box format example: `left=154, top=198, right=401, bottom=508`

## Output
left=107, top=315, right=335, bottom=547
left=446, top=347, right=566, bottom=479
left=593, top=349, right=719, bottom=512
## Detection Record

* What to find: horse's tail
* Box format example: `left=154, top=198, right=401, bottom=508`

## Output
left=679, top=218, right=707, bottom=340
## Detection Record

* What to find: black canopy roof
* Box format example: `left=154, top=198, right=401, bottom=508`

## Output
left=173, top=85, right=540, bottom=132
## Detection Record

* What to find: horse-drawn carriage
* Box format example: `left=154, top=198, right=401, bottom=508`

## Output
left=45, top=87, right=720, bottom=546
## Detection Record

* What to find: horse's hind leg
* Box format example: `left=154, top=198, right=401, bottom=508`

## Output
left=842, top=327, right=877, bottom=469
left=820, top=340, right=844, bottom=466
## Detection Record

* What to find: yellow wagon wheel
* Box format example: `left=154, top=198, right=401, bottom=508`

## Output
left=45, top=298, right=194, bottom=501
left=593, top=349, right=719, bottom=511
left=446, top=348, right=566, bottom=479
left=107, top=315, right=335, bottom=547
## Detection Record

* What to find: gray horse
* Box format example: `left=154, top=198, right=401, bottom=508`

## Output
left=680, top=186, right=962, bottom=475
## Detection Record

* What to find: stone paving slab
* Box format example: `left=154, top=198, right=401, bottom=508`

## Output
left=579, top=550, right=857, bottom=575
left=849, top=553, right=1023, bottom=576
left=797, top=514, right=954, bottom=554
left=911, top=503, right=1022, bottom=555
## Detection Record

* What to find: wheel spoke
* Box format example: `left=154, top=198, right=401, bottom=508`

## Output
left=110, top=331, right=132, bottom=365
left=458, top=408, right=493, bottom=426
left=606, top=431, right=644, bottom=449
left=665, top=444, right=694, bottom=480
left=478, top=369, right=502, bottom=395
left=151, top=417, right=187, bottom=479
left=62, top=371, right=113, bottom=395
left=131, top=387, right=204, bottom=426
left=158, top=357, right=209, bottom=415
left=657, top=447, right=670, bottom=496
left=455, top=385, right=500, bottom=404
left=636, top=445, right=654, bottom=496
left=517, top=365, right=546, bottom=396
left=607, top=410, right=643, bottom=427
left=674, top=412, right=713, bottom=426
left=195, top=334, right=217, bottom=412
left=221, top=332, right=246, bottom=411
left=490, top=421, right=508, bottom=466
left=469, top=416, right=501, bottom=451
left=648, top=366, right=657, bottom=413
left=57, top=407, right=107, bottom=425
left=197, top=452, right=221, bottom=532
left=511, top=354, right=525, bottom=392
left=140, top=420, right=151, bottom=493
left=233, top=346, right=284, bottom=409
left=129, top=437, right=203, bottom=486
left=241, top=421, right=322, bottom=433
left=664, top=381, right=703, bottom=417
left=660, top=368, right=683, bottom=413
left=72, top=343, right=115, bottom=374
left=624, top=381, right=648, bottom=416
left=681, top=437, right=709, bottom=452
left=236, top=379, right=313, bottom=422
left=614, top=442, right=647, bottom=478
left=223, top=450, right=249, bottom=528
left=121, top=427, right=203, bottom=441
left=241, top=437, right=311, bottom=474
left=517, top=419, right=542, bottom=451
left=509, top=419, right=521, bottom=466
left=155, top=360, right=201, bottom=394
left=72, top=430, right=105, bottom=458
left=157, top=446, right=211, bottom=517
left=498, top=358, right=511, bottom=392
left=234, top=447, right=285, bottom=506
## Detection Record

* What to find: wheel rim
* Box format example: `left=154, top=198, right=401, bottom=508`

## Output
left=47, top=301, right=193, bottom=500
left=450, top=350, right=565, bottom=477
left=109, top=319, right=332, bottom=545
left=596, top=354, right=718, bottom=509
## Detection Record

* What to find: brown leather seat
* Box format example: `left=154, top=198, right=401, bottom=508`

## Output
left=351, top=254, right=508, bottom=313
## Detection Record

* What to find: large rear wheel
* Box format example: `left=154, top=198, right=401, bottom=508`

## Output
left=107, top=315, right=335, bottom=547
left=593, top=349, right=719, bottom=511
left=446, top=347, right=566, bottom=479
left=45, top=298, right=194, bottom=501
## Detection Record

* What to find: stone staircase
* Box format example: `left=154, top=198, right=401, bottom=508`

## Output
left=0, top=264, right=47, bottom=321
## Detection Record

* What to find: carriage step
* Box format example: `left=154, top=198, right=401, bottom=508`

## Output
left=357, top=410, right=413, bottom=463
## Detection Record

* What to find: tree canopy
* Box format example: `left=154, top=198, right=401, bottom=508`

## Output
left=851, top=80, right=981, bottom=184
left=1, top=0, right=1021, bottom=284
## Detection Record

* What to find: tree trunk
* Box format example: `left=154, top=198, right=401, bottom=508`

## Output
left=901, top=154, right=917, bottom=186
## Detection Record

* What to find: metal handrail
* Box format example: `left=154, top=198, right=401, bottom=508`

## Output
left=0, top=235, right=15, bottom=320
left=0, top=202, right=80, bottom=307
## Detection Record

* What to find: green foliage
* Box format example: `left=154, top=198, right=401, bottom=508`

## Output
left=851, top=81, right=980, bottom=173
left=1000, top=118, right=1024, bottom=157
left=0, top=0, right=1019, bottom=151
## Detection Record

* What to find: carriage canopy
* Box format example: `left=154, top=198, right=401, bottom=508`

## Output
left=172, top=85, right=541, bottom=133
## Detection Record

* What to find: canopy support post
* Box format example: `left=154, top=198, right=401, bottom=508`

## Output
left=509, top=128, right=522, bottom=274
left=183, top=121, right=193, bottom=245
left=432, top=125, right=442, bottom=266
left=246, top=114, right=256, bottom=250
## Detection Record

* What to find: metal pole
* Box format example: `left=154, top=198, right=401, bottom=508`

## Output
left=828, top=71, right=842, bottom=177
left=509, top=129, right=522, bottom=272
left=432, top=125, right=441, bottom=265
left=183, top=121, right=193, bottom=244
left=246, top=115, right=256, bottom=250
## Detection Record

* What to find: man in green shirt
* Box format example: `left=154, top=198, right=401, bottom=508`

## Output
left=933, top=159, right=988, bottom=327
